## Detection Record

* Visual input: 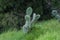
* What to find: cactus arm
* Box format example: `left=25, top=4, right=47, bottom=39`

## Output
left=26, top=7, right=33, bottom=16
left=25, top=15, right=31, bottom=28
left=31, top=13, right=40, bottom=24
left=31, top=13, right=36, bottom=24
left=35, top=14, right=40, bottom=21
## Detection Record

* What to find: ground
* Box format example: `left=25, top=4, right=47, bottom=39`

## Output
left=0, top=19, right=60, bottom=40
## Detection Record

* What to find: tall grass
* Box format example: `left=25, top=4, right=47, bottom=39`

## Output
left=0, top=19, right=60, bottom=40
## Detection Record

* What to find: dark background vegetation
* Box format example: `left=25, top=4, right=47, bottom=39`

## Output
left=0, top=0, right=60, bottom=33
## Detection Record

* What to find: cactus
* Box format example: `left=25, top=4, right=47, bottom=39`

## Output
left=22, top=7, right=40, bottom=33
left=52, top=10, right=58, bottom=16
left=52, top=10, right=60, bottom=21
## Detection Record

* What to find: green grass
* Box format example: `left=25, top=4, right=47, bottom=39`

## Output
left=0, top=19, right=60, bottom=40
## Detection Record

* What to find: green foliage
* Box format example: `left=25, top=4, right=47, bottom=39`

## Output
left=0, top=13, right=19, bottom=32
left=0, top=19, right=60, bottom=40
left=51, top=0, right=60, bottom=8
left=0, top=0, right=60, bottom=33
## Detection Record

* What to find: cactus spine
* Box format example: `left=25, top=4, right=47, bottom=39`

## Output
left=23, top=7, right=40, bottom=33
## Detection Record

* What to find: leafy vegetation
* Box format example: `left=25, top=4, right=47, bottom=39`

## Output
left=0, top=19, right=60, bottom=40
left=0, top=0, right=60, bottom=40
left=0, top=0, right=60, bottom=32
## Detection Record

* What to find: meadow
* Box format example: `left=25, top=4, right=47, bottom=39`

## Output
left=0, top=19, right=60, bottom=40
